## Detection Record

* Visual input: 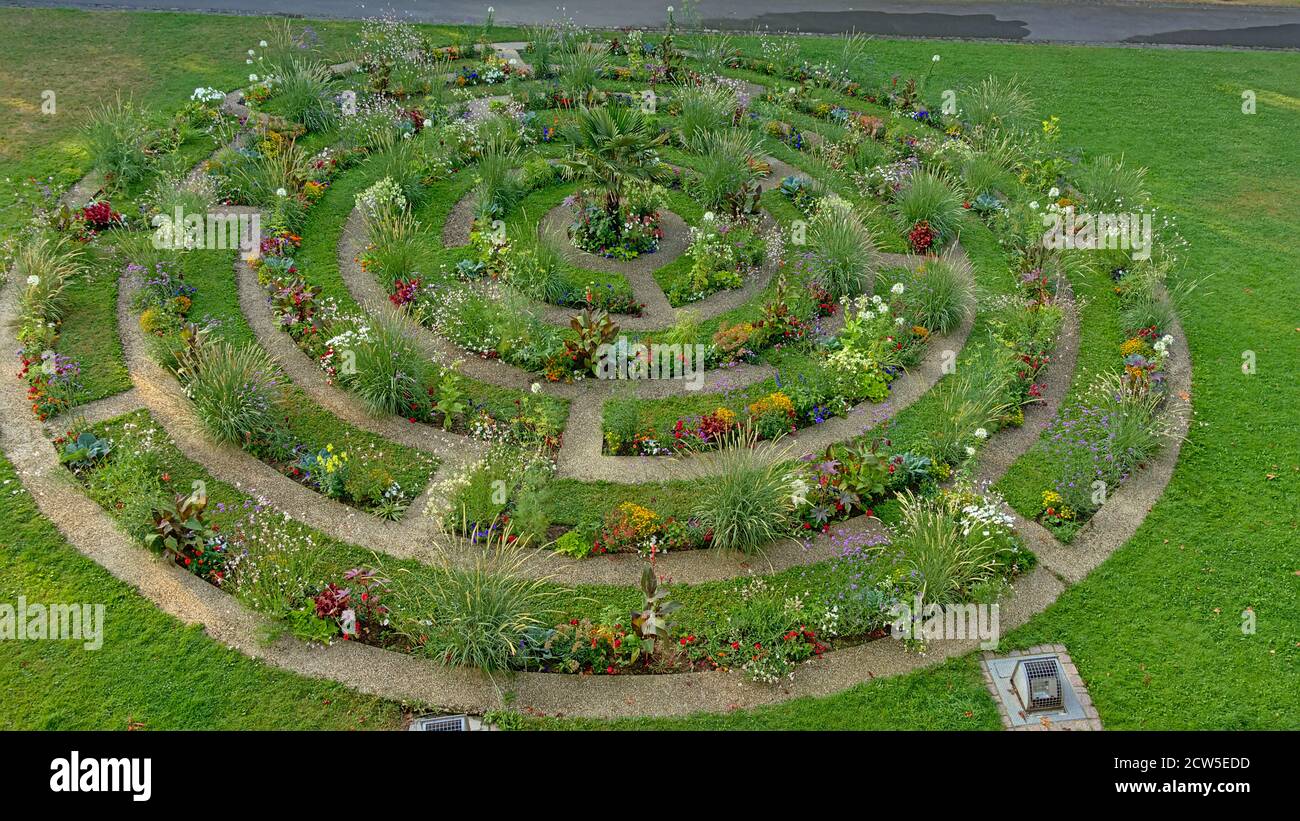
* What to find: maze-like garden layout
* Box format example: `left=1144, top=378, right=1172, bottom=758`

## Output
left=3, top=19, right=1192, bottom=718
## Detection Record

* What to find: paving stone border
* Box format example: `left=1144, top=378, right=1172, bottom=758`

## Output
left=981, top=646, right=1103, bottom=731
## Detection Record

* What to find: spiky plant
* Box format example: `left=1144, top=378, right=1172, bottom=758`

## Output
left=559, top=105, right=671, bottom=235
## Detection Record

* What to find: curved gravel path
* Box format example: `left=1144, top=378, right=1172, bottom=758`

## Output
left=0, top=47, right=1195, bottom=717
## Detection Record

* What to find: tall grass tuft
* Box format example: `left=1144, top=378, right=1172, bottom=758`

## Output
left=364, top=210, right=432, bottom=286
left=891, top=168, right=965, bottom=243
left=472, top=147, right=525, bottom=220
left=1077, top=155, right=1149, bottom=213
left=345, top=307, right=432, bottom=417
left=905, top=251, right=973, bottom=333
left=925, top=345, right=1017, bottom=464
left=387, top=527, right=566, bottom=670
left=892, top=490, right=1010, bottom=604
left=686, top=129, right=765, bottom=216
left=692, top=426, right=798, bottom=555
left=14, top=234, right=85, bottom=328
left=181, top=340, right=283, bottom=445
left=675, top=81, right=740, bottom=151
left=273, top=57, right=339, bottom=132
left=83, top=93, right=154, bottom=189
left=810, top=197, right=880, bottom=298
left=961, top=76, right=1034, bottom=134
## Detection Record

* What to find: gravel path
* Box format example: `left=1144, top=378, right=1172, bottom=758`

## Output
left=0, top=45, right=1197, bottom=716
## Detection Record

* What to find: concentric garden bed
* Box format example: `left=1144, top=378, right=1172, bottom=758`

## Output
left=2, top=17, right=1191, bottom=717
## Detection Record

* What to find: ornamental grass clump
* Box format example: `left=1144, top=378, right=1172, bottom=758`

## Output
left=675, top=81, right=741, bottom=151
left=472, top=145, right=526, bottom=220
left=926, top=345, right=1018, bottom=465
left=181, top=340, right=283, bottom=445
left=891, top=168, right=965, bottom=246
left=386, top=530, right=567, bottom=671
left=1077, top=154, right=1149, bottom=213
left=809, top=197, right=879, bottom=299
left=344, top=306, right=433, bottom=417
left=272, top=57, right=339, bottom=132
left=891, top=485, right=1024, bottom=606
left=693, top=426, right=799, bottom=554
left=902, top=251, right=972, bottom=334
left=686, top=129, right=767, bottom=217
left=960, top=76, right=1034, bottom=135
left=83, top=93, right=154, bottom=189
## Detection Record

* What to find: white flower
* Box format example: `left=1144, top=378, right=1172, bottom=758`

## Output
left=895, top=316, right=906, bottom=326
left=1161, top=334, right=1174, bottom=346
left=790, top=477, right=810, bottom=507
left=702, top=211, right=715, bottom=222
left=964, top=446, right=976, bottom=457
left=1048, top=186, right=1060, bottom=198
left=246, top=59, right=253, bottom=65
left=423, top=119, right=432, bottom=128
left=974, top=427, right=988, bottom=440
left=259, top=39, right=268, bottom=47
left=530, top=382, right=541, bottom=394
left=932, top=54, right=941, bottom=62
left=25, top=275, right=39, bottom=286
left=667, top=5, right=674, bottom=12
left=1028, top=201, right=1040, bottom=211
left=891, top=282, right=905, bottom=295
left=248, top=48, right=255, bottom=57
left=249, top=73, right=259, bottom=82
left=275, top=187, right=288, bottom=197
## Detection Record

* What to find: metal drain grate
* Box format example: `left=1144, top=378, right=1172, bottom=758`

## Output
left=409, top=714, right=470, bottom=732
left=1012, top=658, right=1064, bottom=712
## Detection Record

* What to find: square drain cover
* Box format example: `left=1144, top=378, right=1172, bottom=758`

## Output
left=985, top=653, right=1089, bottom=727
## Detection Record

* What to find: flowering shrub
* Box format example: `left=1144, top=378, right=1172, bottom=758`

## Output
left=669, top=213, right=764, bottom=304
left=592, top=502, right=712, bottom=556
left=566, top=189, right=664, bottom=260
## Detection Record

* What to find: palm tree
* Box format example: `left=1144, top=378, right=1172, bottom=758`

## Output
left=559, top=105, right=671, bottom=236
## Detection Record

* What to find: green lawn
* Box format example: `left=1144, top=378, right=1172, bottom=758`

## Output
left=1, top=9, right=1296, bottom=729
left=0, top=452, right=408, bottom=730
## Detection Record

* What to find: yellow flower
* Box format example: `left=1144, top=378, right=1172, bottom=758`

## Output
left=1120, top=337, right=1146, bottom=357
left=748, top=391, right=794, bottom=418
left=617, top=502, right=659, bottom=536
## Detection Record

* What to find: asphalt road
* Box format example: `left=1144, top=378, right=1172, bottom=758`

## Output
left=3, top=0, right=1300, bottom=48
